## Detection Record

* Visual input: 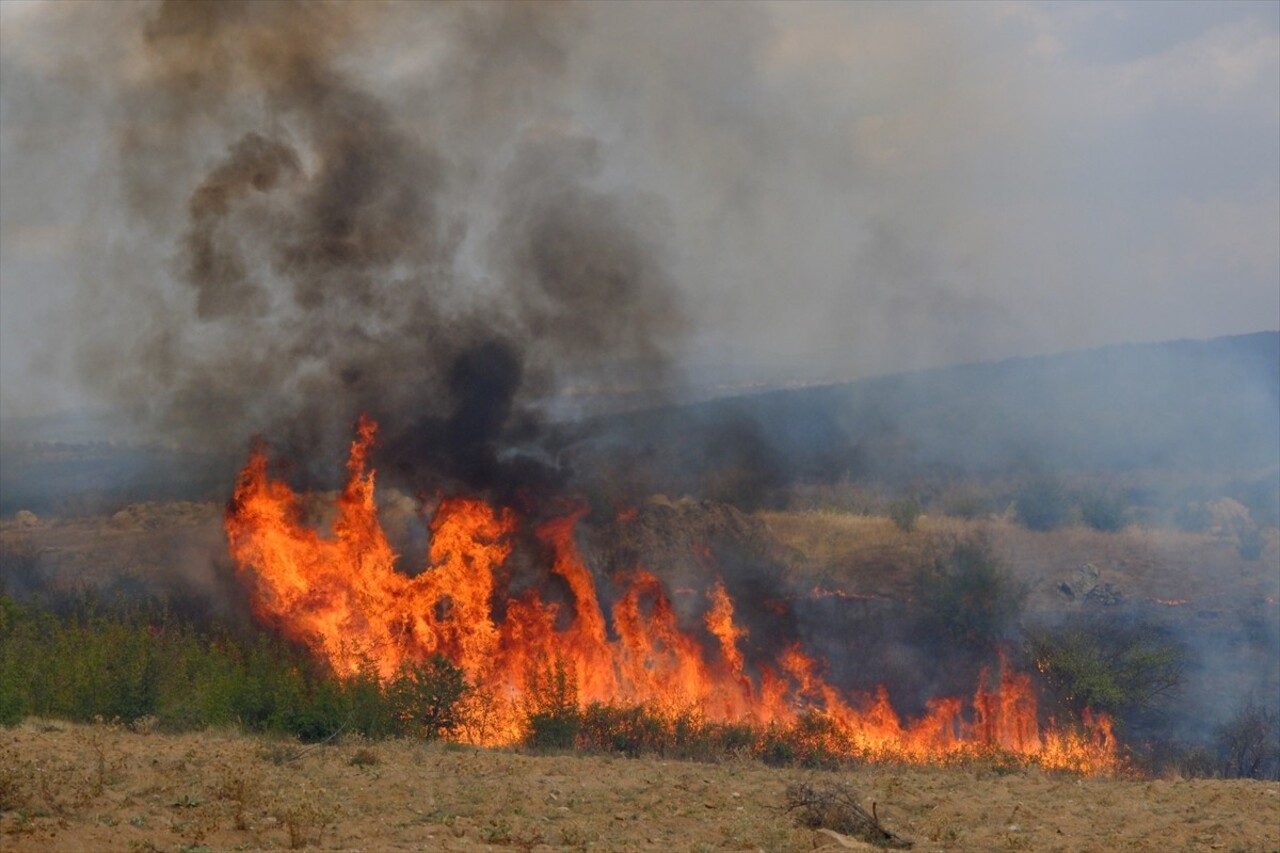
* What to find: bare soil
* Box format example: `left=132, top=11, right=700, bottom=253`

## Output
left=3, top=721, right=1278, bottom=853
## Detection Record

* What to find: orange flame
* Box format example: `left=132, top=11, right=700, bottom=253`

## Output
left=226, top=417, right=1118, bottom=773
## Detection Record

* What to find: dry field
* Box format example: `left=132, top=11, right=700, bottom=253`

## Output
left=757, top=512, right=1280, bottom=613
left=2, top=721, right=1278, bottom=853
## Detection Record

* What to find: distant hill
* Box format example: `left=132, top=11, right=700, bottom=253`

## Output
left=3, top=332, right=1277, bottom=518
left=564, top=332, right=1280, bottom=511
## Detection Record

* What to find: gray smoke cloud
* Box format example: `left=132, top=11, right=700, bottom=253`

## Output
left=2, top=1, right=1275, bottom=448
left=60, top=1, right=689, bottom=492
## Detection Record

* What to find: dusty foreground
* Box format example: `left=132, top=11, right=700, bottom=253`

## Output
left=2, top=722, right=1278, bottom=853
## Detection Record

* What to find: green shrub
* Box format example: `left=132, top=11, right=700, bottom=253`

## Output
left=919, top=537, right=1026, bottom=649
left=577, top=702, right=668, bottom=757
left=0, top=593, right=361, bottom=737
left=388, top=654, right=470, bottom=740
left=1025, top=616, right=1183, bottom=723
left=526, top=710, right=581, bottom=751
left=522, top=656, right=580, bottom=751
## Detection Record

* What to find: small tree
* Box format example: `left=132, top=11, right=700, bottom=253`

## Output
left=919, top=537, right=1027, bottom=650
left=1026, top=617, right=1183, bottom=723
left=389, top=654, right=469, bottom=740
left=1216, top=694, right=1280, bottom=779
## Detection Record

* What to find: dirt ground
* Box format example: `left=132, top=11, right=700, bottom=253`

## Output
left=2, top=721, right=1277, bottom=853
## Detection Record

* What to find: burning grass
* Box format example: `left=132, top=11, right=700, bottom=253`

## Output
left=221, top=417, right=1119, bottom=774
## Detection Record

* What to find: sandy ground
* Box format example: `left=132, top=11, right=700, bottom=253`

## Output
left=2, top=721, right=1277, bottom=853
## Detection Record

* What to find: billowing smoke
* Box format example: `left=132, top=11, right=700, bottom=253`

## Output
left=72, top=1, right=686, bottom=496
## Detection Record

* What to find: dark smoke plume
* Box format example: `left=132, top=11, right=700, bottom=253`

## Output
left=77, top=1, right=687, bottom=497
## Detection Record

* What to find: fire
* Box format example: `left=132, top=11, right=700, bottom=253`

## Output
left=226, top=417, right=1118, bottom=773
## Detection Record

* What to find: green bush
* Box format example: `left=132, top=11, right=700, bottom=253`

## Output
left=389, top=654, right=470, bottom=740
left=0, top=594, right=407, bottom=742
left=577, top=702, right=665, bottom=756
left=1025, top=617, right=1183, bottom=723
left=919, top=538, right=1027, bottom=649
left=522, top=656, right=580, bottom=751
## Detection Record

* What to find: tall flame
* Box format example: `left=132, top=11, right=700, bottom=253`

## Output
left=226, top=417, right=1117, bottom=772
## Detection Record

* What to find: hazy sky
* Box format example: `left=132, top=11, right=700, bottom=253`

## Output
left=1, top=1, right=1277, bottom=421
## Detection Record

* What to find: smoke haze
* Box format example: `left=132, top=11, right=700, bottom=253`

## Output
left=1, top=1, right=1276, bottom=436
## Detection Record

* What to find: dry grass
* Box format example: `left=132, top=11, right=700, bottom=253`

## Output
left=1, top=721, right=1277, bottom=852
left=759, top=511, right=1279, bottom=614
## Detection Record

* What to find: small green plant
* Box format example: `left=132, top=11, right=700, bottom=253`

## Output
left=481, top=817, right=514, bottom=844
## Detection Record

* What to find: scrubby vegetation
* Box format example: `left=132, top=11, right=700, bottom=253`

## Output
left=1025, top=616, right=1184, bottom=723
left=918, top=537, right=1027, bottom=650
left=0, top=592, right=1129, bottom=774
left=0, top=593, right=361, bottom=739
left=0, top=594, right=991, bottom=768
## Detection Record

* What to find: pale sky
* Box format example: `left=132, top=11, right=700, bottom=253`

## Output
left=1, top=1, right=1277, bottom=420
